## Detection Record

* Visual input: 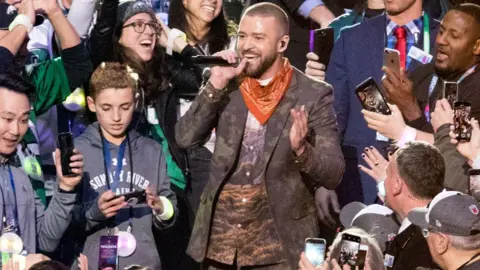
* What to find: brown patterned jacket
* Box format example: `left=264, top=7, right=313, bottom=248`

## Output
left=175, top=67, right=345, bottom=268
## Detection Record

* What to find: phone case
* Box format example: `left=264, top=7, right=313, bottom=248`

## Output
left=384, top=48, right=401, bottom=74
left=443, top=82, right=459, bottom=107
left=454, top=102, right=472, bottom=142
left=314, top=28, right=334, bottom=67
left=58, top=132, right=75, bottom=177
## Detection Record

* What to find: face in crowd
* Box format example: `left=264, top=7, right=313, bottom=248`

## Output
left=87, top=87, right=136, bottom=141
left=384, top=0, right=418, bottom=16
left=0, top=88, right=30, bottom=156
left=183, top=0, right=223, bottom=25
left=237, top=14, right=289, bottom=79
left=120, top=13, right=158, bottom=62
left=435, top=10, right=480, bottom=78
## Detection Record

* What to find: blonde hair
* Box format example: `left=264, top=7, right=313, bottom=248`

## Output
left=89, top=62, right=138, bottom=99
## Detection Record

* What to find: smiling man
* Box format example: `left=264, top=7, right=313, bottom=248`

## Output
left=175, top=2, right=344, bottom=269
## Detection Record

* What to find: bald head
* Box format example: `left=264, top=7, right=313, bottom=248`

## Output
left=242, top=2, right=290, bottom=36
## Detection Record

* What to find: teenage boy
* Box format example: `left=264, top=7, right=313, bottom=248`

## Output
left=0, top=70, right=84, bottom=257
left=72, top=62, right=177, bottom=270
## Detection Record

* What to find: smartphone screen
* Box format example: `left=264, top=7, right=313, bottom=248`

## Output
left=453, top=102, right=472, bottom=142
left=355, top=78, right=391, bottom=115
left=383, top=48, right=401, bottom=75
left=444, top=82, right=459, bottom=108
left=98, top=235, right=118, bottom=270
left=305, top=238, right=326, bottom=266
left=338, top=233, right=361, bottom=266
left=468, top=169, right=480, bottom=201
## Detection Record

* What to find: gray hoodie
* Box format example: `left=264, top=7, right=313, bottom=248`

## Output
left=72, top=123, right=177, bottom=270
left=0, top=159, right=77, bottom=258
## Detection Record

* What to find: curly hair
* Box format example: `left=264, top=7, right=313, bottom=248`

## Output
left=89, top=62, right=137, bottom=98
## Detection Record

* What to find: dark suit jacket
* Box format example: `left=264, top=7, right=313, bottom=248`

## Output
left=325, top=14, right=439, bottom=205
left=175, top=68, right=345, bottom=267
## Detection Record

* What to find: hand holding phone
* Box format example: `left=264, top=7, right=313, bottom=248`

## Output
left=98, top=190, right=127, bottom=218
left=305, top=238, right=326, bottom=267
left=443, top=82, right=459, bottom=108
left=313, top=28, right=334, bottom=68
left=109, top=190, right=146, bottom=206
left=384, top=48, right=401, bottom=76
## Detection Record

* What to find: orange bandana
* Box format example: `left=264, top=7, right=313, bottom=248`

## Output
left=239, top=58, right=293, bottom=125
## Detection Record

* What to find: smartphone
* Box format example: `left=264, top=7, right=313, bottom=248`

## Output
left=383, top=48, right=401, bottom=75
left=355, top=77, right=391, bottom=115
left=443, top=81, right=459, bottom=108
left=356, top=244, right=369, bottom=269
left=468, top=169, right=480, bottom=201
left=314, top=27, right=334, bottom=68
left=338, top=233, right=361, bottom=266
left=305, top=238, right=326, bottom=267
left=57, top=132, right=75, bottom=177
left=98, top=235, right=118, bottom=270
left=109, top=190, right=147, bottom=206
left=453, top=101, right=472, bottom=142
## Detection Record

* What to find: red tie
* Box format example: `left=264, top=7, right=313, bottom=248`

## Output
left=394, top=26, right=407, bottom=70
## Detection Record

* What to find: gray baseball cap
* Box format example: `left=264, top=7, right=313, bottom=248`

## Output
left=340, top=202, right=400, bottom=252
left=409, top=191, right=480, bottom=236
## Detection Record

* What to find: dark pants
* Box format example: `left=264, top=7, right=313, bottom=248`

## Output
left=156, top=146, right=213, bottom=270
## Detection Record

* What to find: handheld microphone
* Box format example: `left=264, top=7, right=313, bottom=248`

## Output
left=191, top=56, right=240, bottom=67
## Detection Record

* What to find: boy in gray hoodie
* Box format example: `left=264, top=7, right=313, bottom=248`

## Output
left=0, top=71, right=84, bottom=259
left=72, top=63, right=177, bottom=270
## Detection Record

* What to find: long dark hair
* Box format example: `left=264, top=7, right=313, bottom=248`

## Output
left=168, top=0, right=230, bottom=54
left=113, top=40, right=170, bottom=104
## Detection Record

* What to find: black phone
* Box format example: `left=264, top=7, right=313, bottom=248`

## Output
left=305, top=238, right=326, bottom=267
left=109, top=190, right=147, bottom=206
left=314, top=27, right=334, bottom=68
left=453, top=101, right=472, bottom=142
left=338, top=233, right=361, bottom=266
left=355, top=77, right=391, bottom=115
left=468, top=169, right=480, bottom=201
left=443, top=81, right=459, bottom=108
left=57, top=132, right=75, bottom=177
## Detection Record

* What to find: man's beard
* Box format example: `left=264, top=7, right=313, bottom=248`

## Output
left=244, top=53, right=277, bottom=79
left=434, top=64, right=467, bottom=81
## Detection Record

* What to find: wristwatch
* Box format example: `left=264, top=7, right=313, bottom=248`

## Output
left=9, top=14, right=33, bottom=33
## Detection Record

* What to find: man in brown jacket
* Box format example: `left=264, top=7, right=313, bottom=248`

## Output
left=175, top=3, right=344, bottom=269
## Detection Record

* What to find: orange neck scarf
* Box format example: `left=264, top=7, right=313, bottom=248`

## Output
left=239, top=58, right=293, bottom=125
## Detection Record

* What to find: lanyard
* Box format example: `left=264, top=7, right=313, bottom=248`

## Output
left=102, top=138, right=126, bottom=191
left=457, top=252, right=480, bottom=269
left=1, top=166, right=20, bottom=235
left=424, top=65, right=478, bottom=121
left=99, top=127, right=135, bottom=230
left=423, top=13, right=430, bottom=54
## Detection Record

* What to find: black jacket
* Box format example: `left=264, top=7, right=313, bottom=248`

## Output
left=385, top=224, right=440, bottom=270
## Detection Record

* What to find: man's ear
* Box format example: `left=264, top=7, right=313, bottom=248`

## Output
left=277, top=35, right=290, bottom=53
left=474, top=39, right=480, bottom=56
left=87, top=96, right=96, bottom=113
left=392, top=175, right=403, bottom=197
left=436, top=233, right=449, bottom=255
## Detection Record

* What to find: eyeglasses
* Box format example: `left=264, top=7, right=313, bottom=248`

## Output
left=422, top=227, right=439, bottom=238
left=123, top=21, right=160, bottom=34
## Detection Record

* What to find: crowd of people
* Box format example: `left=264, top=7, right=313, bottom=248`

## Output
left=0, top=0, right=479, bottom=269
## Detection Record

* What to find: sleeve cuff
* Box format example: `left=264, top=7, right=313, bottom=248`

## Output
left=298, top=0, right=324, bottom=18
left=472, top=155, right=480, bottom=169
left=153, top=196, right=175, bottom=221
left=293, top=143, right=313, bottom=171
left=201, top=81, right=226, bottom=103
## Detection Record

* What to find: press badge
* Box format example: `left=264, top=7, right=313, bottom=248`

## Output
left=408, top=46, right=433, bottom=64
left=98, top=235, right=118, bottom=270
left=376, top=132, right=389, bottom=142
left=384, top=254, right=395, bottom=267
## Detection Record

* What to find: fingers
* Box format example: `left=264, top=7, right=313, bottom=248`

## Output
left=382, top=66, right=401, bottom=86
left=330, top=193, right=340, bottom=213
left=235, top=57, right=248, bottom=74
left=306, top=52, right=319, bottom=61
left=319, top=200, right=336, bottom=227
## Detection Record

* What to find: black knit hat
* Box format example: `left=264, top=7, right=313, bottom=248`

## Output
left=117, top=1, right=156, bottom=26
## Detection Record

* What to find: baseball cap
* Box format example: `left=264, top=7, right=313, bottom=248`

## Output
left=409, top=191, right=480, bottom=236
left=0, top=3, right=45, bottom=30
left=340, top=202, right=400, bottom=252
